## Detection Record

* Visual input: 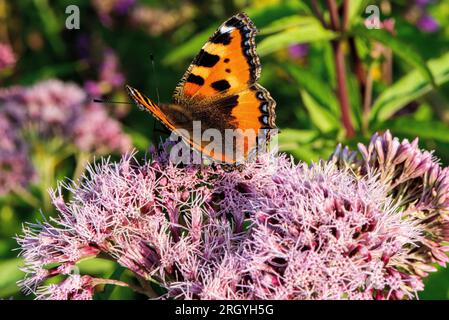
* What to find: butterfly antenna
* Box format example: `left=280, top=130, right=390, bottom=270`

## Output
left=93, top=98, right=132, bottom=105
left=150, top=53, right=161, bottom=106
left=149, top=53, right=162, bottom=142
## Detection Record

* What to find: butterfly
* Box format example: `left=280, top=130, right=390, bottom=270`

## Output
left=126, top=12, right=277, bottom=164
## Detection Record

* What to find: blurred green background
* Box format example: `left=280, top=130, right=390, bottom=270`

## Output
left=1, top=0, right=449, bottom=299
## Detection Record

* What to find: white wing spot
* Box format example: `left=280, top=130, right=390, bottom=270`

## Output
left=220, top=25, right=235, bottom=34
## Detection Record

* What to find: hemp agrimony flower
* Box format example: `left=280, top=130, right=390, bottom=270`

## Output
left=17, top=133, right=449, bottom=299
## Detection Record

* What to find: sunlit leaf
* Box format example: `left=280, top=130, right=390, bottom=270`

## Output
left=348, top=0, right=371, bottom=25
left=163, top=27, right=215, bottom=65
left=370, top=52, right=449, bottom=123
left=285, top=64, right=340, bottom=116
left=381, top=117, right=449, bottom=142
left=258, top=20, right=336, bottom=56
left=163, top=1, right=310, bottom=64
left=300, top=90, right=339, bottom=133
left=0, top=258, right=22, bottom=297
left=259, top=16, right=319, bottom=35
left=77, top=258, right=116, bottom=274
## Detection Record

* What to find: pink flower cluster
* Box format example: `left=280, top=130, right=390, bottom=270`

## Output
left=17, top=132, right=449, bottom=300
left=0, top=113, right=34, bottom=194
left=85, top=48, right=125, bottom=97
left=0, top=79, right=131, bottom=194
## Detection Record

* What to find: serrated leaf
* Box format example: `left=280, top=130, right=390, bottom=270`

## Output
left=370, top=52, right=449, bottom=123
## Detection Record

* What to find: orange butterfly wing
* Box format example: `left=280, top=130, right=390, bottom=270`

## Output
left=173, top=13, right=276, bottom=162
left=127, top=13, right=276, bottom=164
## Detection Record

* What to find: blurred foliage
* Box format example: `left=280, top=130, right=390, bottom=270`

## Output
left=1, top=0, right=449, bottom=299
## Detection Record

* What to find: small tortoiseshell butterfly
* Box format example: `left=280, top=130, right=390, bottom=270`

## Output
left=126, top=12, right=277, bottom=164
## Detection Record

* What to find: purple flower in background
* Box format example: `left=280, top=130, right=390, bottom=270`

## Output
left=17, top=134, right=449, bottom=300
left=0, top=79, right=131, bottom=155
left=84, top=80, right=102, bottom=97
left=99, top=49, right=125, bottom=87
left=72, top=102, right=131, bottom=154
left=92, top=0, right=135, bottom=27
left=409, top=0, right=440, bottom=33
left=417, top=14, right=440, bottom=32
left=22, top=80, right=85, bottom=129
left=113, top=0, right=135, bottom=15
left=0, top=114, right=34, bottom=194
left=85, top=48, right=124, bottom=97
left=0, top=43, right=16, bottom=71
left=288, top=43, right=309, bottom=60
left=130, top=4, right=194, bottom=36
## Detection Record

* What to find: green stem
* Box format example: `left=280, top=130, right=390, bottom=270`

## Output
left=135, top=274, right=159, bottom=298
left=91, top=278, right=150, bottom=297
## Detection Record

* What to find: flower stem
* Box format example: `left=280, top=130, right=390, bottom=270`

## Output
left=325, top=0, right=355, bottom=138
left=91, top=278, right=150, bottom=297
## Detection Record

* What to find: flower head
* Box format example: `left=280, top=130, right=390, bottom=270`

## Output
left=330, top=130, right=449, bottom=278
left=0, top=79, right=131, bottom=155
left=17, top=134, right=449, bottom=299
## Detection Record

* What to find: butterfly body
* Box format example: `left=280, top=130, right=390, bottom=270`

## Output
left=126, top=13, right=276, bottom=164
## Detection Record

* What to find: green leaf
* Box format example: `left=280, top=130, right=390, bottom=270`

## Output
left=278, top=128, right=319, bottom=145
left=285, top=64, right=340, bottom=116
left=163, top=1, right=309, bottom=65
left=259, top=16, right=320, bottom=35
left=163, top=26, right=215, bottom=65
left=353, top=26, right=436, bottom=87
left=0, top=258, right=23, bottom=297
left=77, top=258, right=116, bottom=274
left=245, top=1, right=311, bottom=26
left=32, top=0, right=65, bottom=56
left=347, top=73, right=363, bottom=130
left=258, top=19, right=336, bottom=56
left=278, top=129, right=318, bottom=160
left=348, top=0, right=371, bottom=25
left=370, top=52, right=449, bottom=123
left=96, top=266, right=126, bottom=300
left=300, top=90, right=339, bottom=133
left=382, top=117, right=449, bottom=142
